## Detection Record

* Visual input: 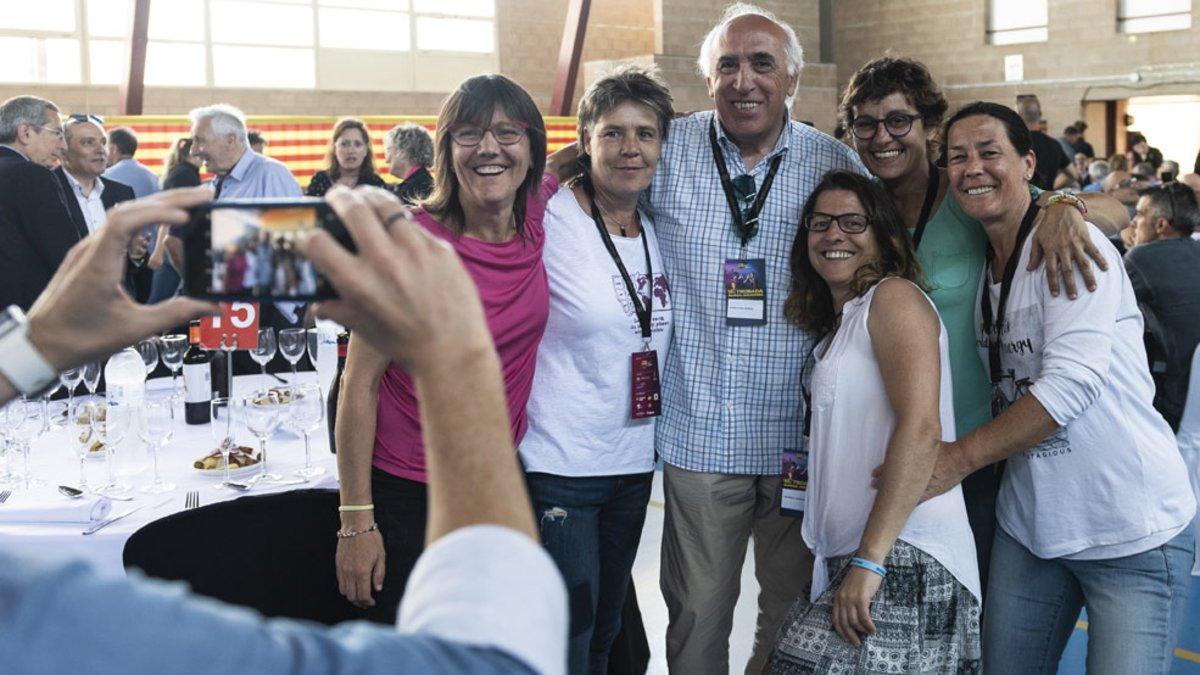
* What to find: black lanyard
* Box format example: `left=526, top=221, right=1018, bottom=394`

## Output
left=981, top=199, right=1040, bottom=384
left=583, top=180, right=654, bottom=342
left=910, top=163, right=940, bottom=250
left=708, top=121, right=784, bottom=249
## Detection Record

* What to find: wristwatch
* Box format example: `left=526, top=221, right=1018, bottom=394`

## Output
left=0, top=305, right=59, bottom=396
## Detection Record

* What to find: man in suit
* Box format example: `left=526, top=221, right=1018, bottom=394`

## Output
left=384, top=123, right=434, bottom=205
left=54, top=115, right=149, bottom=297
left=0, top=95, right=78, bottom=311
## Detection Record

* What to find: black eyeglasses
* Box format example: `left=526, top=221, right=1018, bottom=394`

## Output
left=446, top=121, right=528, bottom=147
left=849, top=112, right=923, bottom=141
left=804, top=212, right=870, bottom=234
left=68, top=113, right=105, bottom=126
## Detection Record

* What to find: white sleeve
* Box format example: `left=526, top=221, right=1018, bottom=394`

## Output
left=396, top=525, right=567, bottom=675
left=1028, top=227, right=1123, bottom=425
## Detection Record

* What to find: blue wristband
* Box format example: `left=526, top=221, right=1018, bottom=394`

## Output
left=849, top=557, right=887, bottom=578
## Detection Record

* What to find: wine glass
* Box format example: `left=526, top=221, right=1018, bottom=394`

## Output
left=60, top=366, right=83, bottom=414
left=0, top=401, right=26, bottom=486
left=211, top=397, right=236, bottom=488
left=278, top=328, right=306, bottom=378
left=286, top=384, right=325, bottom=478
left=249, top=327, right=277, bottom=382
left=240, top=391, right=284, bottom=484
left=137, top=400, right=175, bottom=494
left=7, top=397, right=45, bottom=490
left=159, top=335, right=188, bottom=407
left=69, top=397, right=97, bottom=491
left=89, top=398, right=132, bottom=495
left=137, top=338, right=159, bottom=377
left=82, top=361, right=102, bottom=396
left=306, top=328, right=320, bottom=380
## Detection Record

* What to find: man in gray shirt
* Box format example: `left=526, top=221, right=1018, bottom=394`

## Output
left=1124, top=182, right=1200, bottom=430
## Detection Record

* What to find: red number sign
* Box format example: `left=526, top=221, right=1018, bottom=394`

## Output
left=200, top=302, right=260, bottom=350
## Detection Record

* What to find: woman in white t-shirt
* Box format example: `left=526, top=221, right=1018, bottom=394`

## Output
left=518, top=66, right=674, bottom=675
left=933, top=101, right=1196, bottom=673
left=770, top=170, right=981, bottom=673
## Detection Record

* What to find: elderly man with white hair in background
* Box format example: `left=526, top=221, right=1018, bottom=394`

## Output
left=645, top=4, right=866, bottom=673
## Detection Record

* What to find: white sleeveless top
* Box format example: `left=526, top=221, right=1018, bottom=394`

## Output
left=803, top=279, right=981, bottom=602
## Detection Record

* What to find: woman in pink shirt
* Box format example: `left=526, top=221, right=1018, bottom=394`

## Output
left=334, top=74, right=554, bottom=621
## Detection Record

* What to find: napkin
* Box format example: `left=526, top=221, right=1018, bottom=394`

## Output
left=0, top=488, right=113, bottom=524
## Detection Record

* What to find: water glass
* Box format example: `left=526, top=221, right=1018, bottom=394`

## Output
left=89, top=398, right=133, bottom=495
left=240, top=391, right=285, bottom=483
left=249, top=327, right=277, bottom=381
left=286, top=384, right=325, bottom=478
left=211, top=397, right=236, bottom=487
left=137, top=400, right=175, bottom=494
left=278, top=328, right=306, bottom=378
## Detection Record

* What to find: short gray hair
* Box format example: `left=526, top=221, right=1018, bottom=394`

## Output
left=386, top=123, right=434, bottom=168
left=576, top=65, right=674, bottom=154
left=189, top=103, right=248, bottom=147
left=0, top=95, right=58, bottom=144
left=697, top=3, right=804, bottom=96
left=1088, top=159, right=1110, bottom=183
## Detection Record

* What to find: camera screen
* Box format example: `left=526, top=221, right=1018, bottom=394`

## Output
left=210, top=206, right=321, bottom=298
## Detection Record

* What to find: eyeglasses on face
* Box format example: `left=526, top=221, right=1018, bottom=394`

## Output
left=804, top=212, right=870, bottom=234
left=446, top=121, right=528, bottom=147
left=849, top=112, right=923, bottom=141
left=32, top=124, right=64, bottom=140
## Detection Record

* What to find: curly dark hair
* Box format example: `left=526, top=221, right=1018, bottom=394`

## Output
left=839, top=57, right=948, bottom=155
left=784, top=170, right=927, bottom=336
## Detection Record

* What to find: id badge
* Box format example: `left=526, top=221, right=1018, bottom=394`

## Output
left=631, top=350, right=662, bottom=419
left=724, top=258, right=766, bottom=325
left=780, top=448, right=808, bottom=518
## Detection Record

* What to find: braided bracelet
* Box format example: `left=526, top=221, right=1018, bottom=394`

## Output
left=849, top=556, right=887, bottom=579
left=336, top=523, right=379, bottom=539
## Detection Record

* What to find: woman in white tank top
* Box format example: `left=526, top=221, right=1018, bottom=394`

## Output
left=770, top=171, right=981, bottom=674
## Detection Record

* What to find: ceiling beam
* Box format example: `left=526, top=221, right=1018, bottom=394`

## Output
left=549, top=0, right=591, bottom=116
left=118, top=0, right=151, bottom=115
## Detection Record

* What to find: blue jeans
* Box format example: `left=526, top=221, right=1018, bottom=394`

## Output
left=525, top=471, right=653, bottom=675
left=983, top=525, right=1195, bottom=674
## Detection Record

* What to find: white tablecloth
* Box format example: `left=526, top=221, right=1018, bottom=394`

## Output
left=0, top=374, right=339, bottom=578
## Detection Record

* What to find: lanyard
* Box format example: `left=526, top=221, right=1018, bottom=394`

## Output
left=910, top=163, right=940, bottom=250
left=981, top=199, right=1040, bottom=384
left=708, top=121, right=784, bottom=249
left=582, top=180, right=654, bottom=343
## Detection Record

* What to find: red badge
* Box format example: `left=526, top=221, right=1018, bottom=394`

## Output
left=631, top=350, right=662, bottom=420
left=200, top=302, right=260, bottom=350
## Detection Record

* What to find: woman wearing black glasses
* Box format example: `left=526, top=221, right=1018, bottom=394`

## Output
left=771, top=170, right=981, bottom=673
left=838, top=57, right=1128, bottom=590
left=333, top=74, right=555, bottom=622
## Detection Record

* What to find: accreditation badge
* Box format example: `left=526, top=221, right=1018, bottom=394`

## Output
left=724, top=258, right=766, bottom=326
left=780, top=448, right=808, bottom=518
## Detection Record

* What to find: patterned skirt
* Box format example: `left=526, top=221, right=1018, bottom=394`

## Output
left=770, top=540, right=981, bottom=675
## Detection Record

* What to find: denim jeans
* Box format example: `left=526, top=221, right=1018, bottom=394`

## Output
left=983, top=525, right=1195, bottom=674
left=525, top=471, right=653, bottom=675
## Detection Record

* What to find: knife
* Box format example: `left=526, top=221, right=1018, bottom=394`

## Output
left=82, top=496, right=173, bottom=536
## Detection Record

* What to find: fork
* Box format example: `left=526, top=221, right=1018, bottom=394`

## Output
left=184, top=490, right=199, bottom=510
left=0, top=490, right=10, bottom=504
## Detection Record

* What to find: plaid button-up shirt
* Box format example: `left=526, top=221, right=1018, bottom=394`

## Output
left=650, top=111, right=868, bottom=475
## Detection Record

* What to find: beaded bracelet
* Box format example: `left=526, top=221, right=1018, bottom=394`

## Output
left=1045, top=192, right=1087, bottom=216
left=336, top=523, right=379, bottom=539
left=338, top=504, right=375, bottom=512
left=848, top=556, right=887, bottom=579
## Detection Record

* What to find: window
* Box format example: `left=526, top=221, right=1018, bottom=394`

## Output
left=0, top=0, right=495, bottom=89
left=988, top=0, right=1048, bottom=45
left=1119, top=0, right=1191, bottom=33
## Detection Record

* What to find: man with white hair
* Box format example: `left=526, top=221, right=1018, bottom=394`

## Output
left=0, top=95, right=80, bottom=311
left=645, top=4, right=867, bottom=672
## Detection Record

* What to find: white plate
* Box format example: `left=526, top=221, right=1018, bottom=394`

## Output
left=192, top=459, right=263, bottom=478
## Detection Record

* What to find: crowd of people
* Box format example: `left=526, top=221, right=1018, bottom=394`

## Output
left=0, top=2, right=1197, bottom=674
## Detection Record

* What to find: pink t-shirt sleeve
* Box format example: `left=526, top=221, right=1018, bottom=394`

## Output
left=522, top=173, right=558, bottom=235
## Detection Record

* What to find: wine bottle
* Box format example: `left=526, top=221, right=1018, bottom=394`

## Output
left=182, top=321, right=212, bottom=424
left=326, top=330, right=349, bottom=454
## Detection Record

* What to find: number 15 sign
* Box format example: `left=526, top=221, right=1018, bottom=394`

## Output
left=200, top=302, right=260, bottom=350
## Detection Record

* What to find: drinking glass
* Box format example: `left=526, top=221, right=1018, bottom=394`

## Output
left=89, top=398, right=132, bottom=495
left=240, top=391, right=284, bottom=483
left=60, top=366, right=83, bottom=414
left=211, top=397, right=236, bottom=488
left=306, top=328, right=320, bottom=380
left=0, top=402, right=26, bottom=485
left=249, top=327, right=277, bottom=381
left=137, top=400, right=175, bottom=494
left=69, top=397, right=97, bottom=491
left=159, top=334, right=188, bottom=406
left=137, top=338, right=159, bottom=377
left=82, top=361, right=102, bottom=395
left=278, top=328, right=306, bottom=378
left=286, top=384, right=325, bottom=478
left=7, top=397, right=45, bottom=489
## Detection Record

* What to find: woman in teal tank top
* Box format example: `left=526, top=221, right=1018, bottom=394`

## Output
left=836, top=57, right=1128, bottom=591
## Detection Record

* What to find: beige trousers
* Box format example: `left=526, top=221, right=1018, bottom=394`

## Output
left=660, top=463, right=814, bottom=674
